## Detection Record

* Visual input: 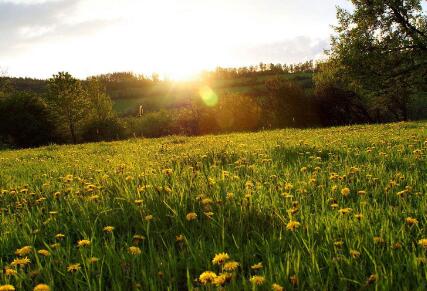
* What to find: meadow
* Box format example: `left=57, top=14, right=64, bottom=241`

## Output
left=0, top=121, right=426, bottom=290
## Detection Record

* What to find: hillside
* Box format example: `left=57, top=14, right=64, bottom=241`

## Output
left=0, top=122, right=426, bottom=290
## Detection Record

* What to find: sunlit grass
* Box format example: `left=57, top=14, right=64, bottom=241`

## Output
left=0, top=121, right=426, bottom=290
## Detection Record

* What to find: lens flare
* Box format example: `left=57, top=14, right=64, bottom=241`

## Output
left=199, top=86, right=218, bottom=107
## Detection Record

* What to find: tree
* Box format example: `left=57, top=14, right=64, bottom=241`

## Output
left=0, top=92, right=58, bottom=147
left=322, top=0, right=427, bottom=120
left=46, top=72, right=90, bottom=143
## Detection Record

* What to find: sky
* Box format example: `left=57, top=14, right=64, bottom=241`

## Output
left=0, top=0, right=355, bottom=79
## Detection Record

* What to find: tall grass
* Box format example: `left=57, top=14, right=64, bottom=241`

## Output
left=0, top=121, right=426, bottom=290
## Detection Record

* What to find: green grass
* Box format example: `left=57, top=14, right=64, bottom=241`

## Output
left=0, top=122, right=426, bottom=290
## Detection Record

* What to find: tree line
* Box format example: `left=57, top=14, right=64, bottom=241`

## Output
left=0, top=0, right=426, bottom=149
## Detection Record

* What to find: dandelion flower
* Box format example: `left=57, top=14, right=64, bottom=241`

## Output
left=212, top=252, right=230, bottom=265
left=367, top=274, right=378, bottom=284
left=128, top=246, right=142, bottom=255
left=55, top=233, right=65, bottom=240
left=251, top=262, right=263, bottom=270
left=67, top=263, right=81, bottom=273
left=186, top=212, right=197, bottom=221
left=354, top=213, right=363, bottom=221
left=15, top=246, right=32, bottom=256
left=11, top=257, right=31, bottom=267
left=4, top=268, right=17, bottom=276
left=176, top=234, right=185, bottom=242
left=134, top=200, right=143, bottom=206
left=87, top=257, right=99, bottom=264
left=199, top=271, right=217, bottom=284
left=250, top=275, right=265, bottom=286
left=341, top=187, right=350, bottom=197
left=103, top=226, right=114, bottom=233
left=77, top=240, right=91, bottom=247
left=0, top=285, right=15, bottom=291
left=132, top=234, right=145, bottom=245
left=37, top=249, right=50, bottom=257
left=145, top=215, right=153, bottom=221
left=213, top=273, right=231, bottom=286
left=33, top=284, right=50, bottom=291
left=272, top=283, right=284, bottom=291
left=287, top=220, right=301, bottom=231
left=350, top=250, right=361, bottom=258
left=405, top=217, right=418, bottom=226
left=338, top=208, right=352, bottom=215
left=418, top=239, right=427, bottom=249
left=223, top=261, right=239, bottom=271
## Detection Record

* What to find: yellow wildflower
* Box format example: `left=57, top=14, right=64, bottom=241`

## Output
left=67, top=263, right=81, bottom=273
left=405, top=217, right=418, bottom=226
left=272, top=283, right=284, bottom=291
left=33, top=284, right=50, bottom=291
left=350, top=250, right=361, bottom=258
left=418, top=239, right=427, bottom=249
left=37, top=249, right=50, bottom=257
left=250, top=275, right=265, bottom=286
left=186, top=212, right=197, bottom=221
left=212, top=252, right=230, bottom=265
left=287, top=220, right=301, bottom=231
left=341, top=187, right=350, bottom=197
left=88, top=257, right=99, bottom=264
left=199, top=271, right=217, bottom=284
left=128, top=246, right=142, bottom=255
left=77, top=240, right=91, bottom=247
left=251, top=262, right=263, bottom=270
left=338, top=208, right=352, bottom=215
left=4, top=268, right=17, bottom=276
left=11, top=257, right=31, bottom=267
left=103, top=226, right=114, bottom=233
left=0, top=285, right=15, bottom=291
left=15, top=246, right=32, bottom=256
left=223, top=261, right=239, bottom=271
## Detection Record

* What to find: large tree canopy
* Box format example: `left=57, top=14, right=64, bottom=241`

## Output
left=319, top=0, right=427, bottom=120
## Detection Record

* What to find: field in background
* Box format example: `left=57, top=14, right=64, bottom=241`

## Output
left=0, top=122, right=426, bottom=290
left=111, top=72, right=314, bottom=115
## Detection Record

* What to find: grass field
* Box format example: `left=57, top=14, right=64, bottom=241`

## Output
left=0, top=122, right=426, bottom=290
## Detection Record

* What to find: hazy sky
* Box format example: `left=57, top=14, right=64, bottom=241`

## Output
left=0, top=0, right=354, bottom=79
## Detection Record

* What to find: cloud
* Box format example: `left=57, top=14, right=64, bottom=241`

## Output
left=232, top=36, right=330, bottom=66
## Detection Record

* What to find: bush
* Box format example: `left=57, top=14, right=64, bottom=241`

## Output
left=81, top=117, right=127, bottom=142
left=0, top=92, right=59, bottom=148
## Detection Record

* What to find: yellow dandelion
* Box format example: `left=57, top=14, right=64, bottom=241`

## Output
left=355, top=213, right=363, bottom=221
left=128, top=246, right=142, bottom=255
left=11, top=257, right=31, bottom=267
left=4, top=268, right=17, bottom=276
left=67, top=263, right=81, bottom=273
left=373, top=237, right=385, bottom=244
left=357, top=190, right=366, bottom=196
left=134, top=199, right=143, bottom=206
left=212, top=252, right=230, bottom=265
left=223, top=261, right=239, bottom=271
left=251, top=262, right=263, bottom=270
left=77, top=239, right=91, bottom=247
left=132, top=234, right=146, bottom=244
left=15, top=246, right=32, bottom=256
left=418, top=239, right=427, bottom=249
left=87, top=257, right=99, bottom=264
left=350, top=250, right=361, bottom=258
left=199, top=271, right=217, bottom=284
left=213, top=273, right=231, bottom=286
left=0, top=285, right=15, bottom=291
left=250, top=275, right=265, bottom=286
left=286, top=220, right=301, bottom=231
left=334, top=241, right=344, bottom=248
left=186, top=212, right=197, bottom=221
left=338, top=208, right=352, bottom=215
left=341, top=187, right=350, bottom=197
left=272, top=283, right=284, bottom=291
left=55, top=233, right=65, bottom=240
left=145, top=215, right=153, bottom=221
left=176, top=234, right=185, bottom=242
left=103, top=226, right=114, bottom=233
left=405, top=217, right=418, bottom=226
left=367, top=274, right=378, bottom=284
left=37, top=249, right=50, bottom=257
left=33, top=284, right=50, bottom=291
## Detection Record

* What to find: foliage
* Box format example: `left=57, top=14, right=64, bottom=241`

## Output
left=0, top=122, right=425, bottom=290
left=0, top=92, right=58, bottom=147
left=318, top=0, right=427, bottom=121
left=46, top=72, right=91, bottom=144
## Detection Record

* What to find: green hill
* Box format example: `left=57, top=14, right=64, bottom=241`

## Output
left=0, top=121, right=426, bottom=290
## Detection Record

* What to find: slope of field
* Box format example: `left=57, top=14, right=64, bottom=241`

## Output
left=0, top=122, right=426, bottom=290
